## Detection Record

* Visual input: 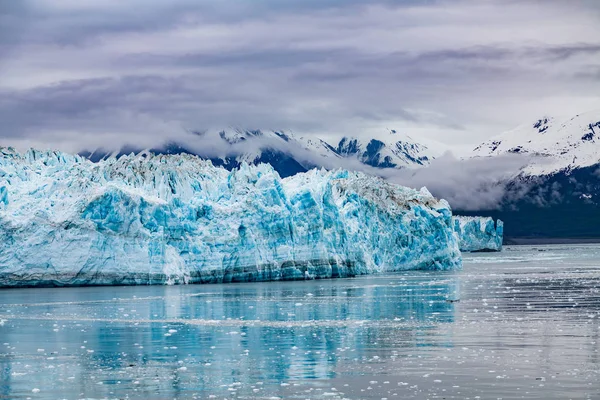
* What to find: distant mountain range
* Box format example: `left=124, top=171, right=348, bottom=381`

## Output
left=335, top=131, right=445, bottom=169
left=473, top=110, right=600, bottom=175
left=80, top=110, right=600, bottom=239
left=460, top=110, right=600, bottom=239
left=80, top=128, right=445, bottom=177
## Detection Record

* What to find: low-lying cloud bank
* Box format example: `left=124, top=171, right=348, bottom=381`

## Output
left=1, top=129, right=536, bottom=212
left=2, top=0, right=600, bottom=152
left=381, top=153, right=533, bottom=211
left=142, top=135, right=537, bottom=211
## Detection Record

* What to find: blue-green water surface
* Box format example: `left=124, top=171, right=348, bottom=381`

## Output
left=1, top=244, right=599, bottom=399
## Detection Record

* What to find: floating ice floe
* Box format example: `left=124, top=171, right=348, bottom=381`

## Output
left=453, top=216, right=503, bottom=252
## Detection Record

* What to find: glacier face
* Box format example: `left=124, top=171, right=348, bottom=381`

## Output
left=453, top=216, right=503, bottom=252
left=0, top=148, right=461, bottom=287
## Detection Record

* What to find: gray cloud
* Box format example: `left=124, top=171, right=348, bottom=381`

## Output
left=1, top=0, right=600, bottom=153
left=537, top=43, right=600, bottom=61
left=380, top=153, right=533, bottom=210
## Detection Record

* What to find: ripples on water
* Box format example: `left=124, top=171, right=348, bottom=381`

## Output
left=0, top=244, right=599, bottom=399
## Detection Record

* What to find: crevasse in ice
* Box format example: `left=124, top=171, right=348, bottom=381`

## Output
left=453, top=216, right=503, bottom=252
left=0, top=148, right=462, bottom=287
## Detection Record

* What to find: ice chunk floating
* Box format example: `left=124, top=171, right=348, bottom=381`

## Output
left=454, top=216, right=503, bottom=252
left=0, top=148, right=461, bottom=287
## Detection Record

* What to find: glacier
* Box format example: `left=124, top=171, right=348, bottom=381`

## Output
left=0, top=148, right=462, bottom=287
left=454, top=216, right=503, bottom=252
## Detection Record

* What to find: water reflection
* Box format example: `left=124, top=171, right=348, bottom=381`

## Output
left=2, top=246, right=600, bottom=399
left=0, top=272, right=459, bottom=399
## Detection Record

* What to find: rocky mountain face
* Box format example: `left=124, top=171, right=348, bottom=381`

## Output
left=335, top=131, right=443, bottom=169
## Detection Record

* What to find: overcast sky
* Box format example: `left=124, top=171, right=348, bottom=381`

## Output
left=1, top=0, right=600, bottom=153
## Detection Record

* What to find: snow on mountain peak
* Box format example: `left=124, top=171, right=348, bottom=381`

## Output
left=79, top=127, right=442, bottom=177
left=471, top=110, right=600, bottom=175
left=336, top=130, right=444, bottom=169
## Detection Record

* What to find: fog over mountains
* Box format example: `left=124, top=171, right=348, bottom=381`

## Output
left=80, top=127, right=447, bottom=177
left=71, top=111, right=600, bottom=237
left=461, top=110, right=600, bottom=239
left=74, top=110, right=600, bottom=239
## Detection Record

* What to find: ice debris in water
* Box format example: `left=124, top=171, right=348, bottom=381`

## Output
left=453, top=216, right=503, bottom=252
left=0, top=148, right=462, bottom=287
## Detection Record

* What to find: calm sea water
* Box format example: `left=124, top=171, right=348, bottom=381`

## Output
left=1, top=244, right=599, bottom=399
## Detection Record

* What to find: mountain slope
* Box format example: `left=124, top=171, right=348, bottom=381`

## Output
left=473, top=110, right=600, bottom=175
left=80, top=128, right=443, bottom=177
left=81, top=129, right=342, bottom=178
left=457, top=164, right=600, bottom=239
left=337, top=130, right=446, bottom=169
left=461, top=110, right=600, bottom=239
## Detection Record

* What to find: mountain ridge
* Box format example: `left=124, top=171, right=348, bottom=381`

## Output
left=458, top=110, right=600, bottom=239
left=471, top=110, right=600, bottom=175
left=80, top=128, right=444, bottom=177
left=76, top=110, right=600, bottom=239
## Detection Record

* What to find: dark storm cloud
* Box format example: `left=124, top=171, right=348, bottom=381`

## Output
left=0, top=0, right=431, bottom=48
left=532, top=43, right=600, bottom=61
left=120, top=48, right=352, bottom=70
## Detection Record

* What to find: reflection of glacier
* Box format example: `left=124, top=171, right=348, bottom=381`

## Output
left=0, top=148, right=461, bottom=287
left=454, top=216, right=503, bottom=252
left=0, top=275, right=459, bottom=397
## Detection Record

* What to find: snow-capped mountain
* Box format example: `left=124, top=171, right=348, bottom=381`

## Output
left=82, top=129, right=342, bottom=178
left=459, top=110, right=600, bottom=239
left=41, top=111, right=600, bottom=239
left=81, top=128, right=442, bottom=177
left=336, top=130, right=445, bottom=169
left=472, top=110, right=600, bottom=175
left=203, top=128, right=340, bottom=163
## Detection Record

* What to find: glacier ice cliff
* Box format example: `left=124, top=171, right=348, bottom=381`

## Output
left=0, top=148, right=462, bottom=287
left=453, top=216, right=503, bottom=252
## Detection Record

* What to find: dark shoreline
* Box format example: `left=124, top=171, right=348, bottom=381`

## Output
left=505, top=238, right=600, bottom=245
